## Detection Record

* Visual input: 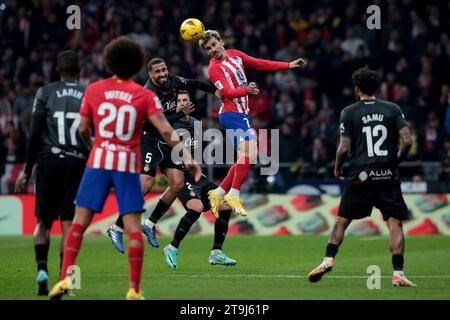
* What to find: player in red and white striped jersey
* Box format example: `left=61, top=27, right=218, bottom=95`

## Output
left=80, top=78, right=161, bottom=173
left=199, top=30, right=306, bottom=217
left=49, top=36, right=201, bottom=300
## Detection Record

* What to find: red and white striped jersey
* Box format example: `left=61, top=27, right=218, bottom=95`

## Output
left=208, top=49, right=289, bottom=115
left=80, top=77, right=162, bottom=173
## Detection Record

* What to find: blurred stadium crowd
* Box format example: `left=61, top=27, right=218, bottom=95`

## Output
left=0, top=0, right=449, bottom=193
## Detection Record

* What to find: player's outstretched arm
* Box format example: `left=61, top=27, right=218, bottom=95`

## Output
left=182, top=77, right=218, bottom=96
left=236, top=49, right=307, bottom=71
left=288, top=58, right=307, bottom=69
left=334, top=136, right=351, bottom=179
left=149, top=112, right=202, bottom=181
left=397, top=126, right=412, bottom=163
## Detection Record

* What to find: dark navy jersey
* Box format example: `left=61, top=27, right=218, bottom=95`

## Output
left=141, top=75, right=215, bottom=142
left=340, top=98, right=407, bottom=184
left=33, top=81, right=88, bottom=154
left=173, top=116, right=202, bottom=159
left=24, top=80, right=88, bottom=175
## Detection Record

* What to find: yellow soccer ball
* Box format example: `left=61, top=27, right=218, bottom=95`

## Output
left=180, top=18, right=205, bottom=43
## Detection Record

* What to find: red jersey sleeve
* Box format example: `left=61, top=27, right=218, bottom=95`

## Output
left=146, top=91, right=163, bottom=117
left=80, top=85, right=93, bottom=118
left=232, top=49, right=289, bottom=72
left=208, top=63, right=248, bottom=99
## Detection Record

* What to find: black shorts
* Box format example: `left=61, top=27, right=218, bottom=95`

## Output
left=35, top=152, right=86, bottom=226
left=140, top=138, right=184, bottom=176
left=338, top=182, right=409, bottom=221
left=178, top=174, right=218, bottom=211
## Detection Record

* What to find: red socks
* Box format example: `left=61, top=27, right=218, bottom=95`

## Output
left=219, top=164, right=236, bottom=191
left=128, top=231, right=144, bottom=292
left=60, top=224, right=144, bottom=293
left=60, top=223, right=85, bottom=280
left=231, top=156, right=251, bottom=190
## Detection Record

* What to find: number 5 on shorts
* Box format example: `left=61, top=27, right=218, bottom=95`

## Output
left=145, top=152, right=152, bottom=164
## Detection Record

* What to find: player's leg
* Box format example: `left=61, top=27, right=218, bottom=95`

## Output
left=171, top=199, right=203, bottom=249
left=201, top=177, right=236, bottom=266
left=386, top=218, right=415, bottom=287
left=111, top=170, right=146, bottom=300
left=307, top=216, right=352, bottom=283
left=49, top=168, right=111, bottom=299
left=141, top=173, right=156, bottom=195
left=379, top=184, right=416, bottom=287
left=151, top=168, right=184, bottom=222
left=49, top=206, right=95, bottom=299
left=308, top=184, right=373, bottom=283
left=60, top=156, right=85, bottom=271
left=110, top=175, right=155, bottom=253
left=142, top=167, right=184, bottom=248
left=34, top=219, right=52, bottom=295
left=59, top=220, right=72, bottom=272
left=164, top=197, right=203, bottom=270
left=110, top=140, right=159, bottom=250
left=211, top=113, right=257, bottom=217
left=223, top=138, right=257, bottom=216
left=109, top=136, right=158, bottom=249
left=122, top=213, right=145, bottom=300
left=209, top=203, right=236, bottom=266
left=33, top=154, right=59, bottom=295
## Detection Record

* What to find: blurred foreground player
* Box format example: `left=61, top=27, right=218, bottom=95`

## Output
left=48, top=36, right=201, bottom=300
left=15, top=51, right=88, bottom=295
left=199, top=30, right=306, bottom=217
left=308, top=67, right=416, bottom=287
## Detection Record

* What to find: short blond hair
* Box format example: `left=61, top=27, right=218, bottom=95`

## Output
left=199, top=30, right=222, bottom=49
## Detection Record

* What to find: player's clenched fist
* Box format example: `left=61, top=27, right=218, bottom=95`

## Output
left=246, top=82, right=259, bottom=95
left=289, top=58, right=307, bottom=69
left=14, top=172, right=29, bottom=193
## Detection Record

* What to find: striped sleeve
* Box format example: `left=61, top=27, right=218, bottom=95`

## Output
left=208, top=63, right=248, bottom=99
left=232, top=49, right=289, bottom=71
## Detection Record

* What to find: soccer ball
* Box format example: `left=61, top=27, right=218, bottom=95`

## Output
left=180, top=18, right=205, bottom=43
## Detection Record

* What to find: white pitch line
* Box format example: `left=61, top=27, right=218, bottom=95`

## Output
left=168, top=274, right=450, bottom=279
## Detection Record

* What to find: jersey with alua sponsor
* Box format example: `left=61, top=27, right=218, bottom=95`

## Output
left=339, top=98, right=407, bottom=184
left=32, top=80, right=89, bottom=156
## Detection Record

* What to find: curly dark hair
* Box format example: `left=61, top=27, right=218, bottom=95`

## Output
left=352, top=66, right=380, bottom=96
left=103, top=36, right=145, bottom=79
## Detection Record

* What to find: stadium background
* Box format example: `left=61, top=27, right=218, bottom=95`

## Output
left=0, top=0, right=449, bottom=237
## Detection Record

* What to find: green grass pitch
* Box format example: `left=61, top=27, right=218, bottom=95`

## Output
left=0, top=235, right=449, bottom=300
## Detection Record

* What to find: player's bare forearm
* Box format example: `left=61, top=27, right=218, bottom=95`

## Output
left=151, top=113, right=179, bottom=148
left=78, top=127, right=92, bottom=149
left=334, top=149, right=348, bottom=174
left=397, top=126, right=412, bottom=163
left=334, top=136, right=351, bottom=178
left=152, top=113, right=192, bottom=161
left=79, top=115, right=92, bottom=148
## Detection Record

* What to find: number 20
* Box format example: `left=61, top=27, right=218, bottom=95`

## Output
left=98, top=102, right=137, bottom=141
